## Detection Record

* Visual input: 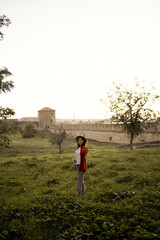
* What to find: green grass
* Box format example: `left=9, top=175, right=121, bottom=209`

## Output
left=0, top=133, right=160, bottom=239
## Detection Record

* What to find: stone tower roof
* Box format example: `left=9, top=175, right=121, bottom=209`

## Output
left=38, top=107, right=55, bottom=112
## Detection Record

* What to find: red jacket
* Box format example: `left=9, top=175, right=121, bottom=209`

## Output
left=78, top=146, right=88, bottom=172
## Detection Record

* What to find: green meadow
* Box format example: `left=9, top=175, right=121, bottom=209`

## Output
left=0, top=132, right=160, bottom=240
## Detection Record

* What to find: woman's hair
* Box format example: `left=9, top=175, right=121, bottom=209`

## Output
left=77, top=137, right=86, bottom=148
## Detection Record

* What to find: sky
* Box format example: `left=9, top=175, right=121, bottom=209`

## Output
left=0, top=0, right=160, bottom=119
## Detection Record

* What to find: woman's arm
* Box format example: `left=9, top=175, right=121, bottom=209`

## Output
left=81, top=145, right=88, bottom=157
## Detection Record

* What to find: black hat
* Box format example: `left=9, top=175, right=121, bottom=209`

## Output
left=76, top=135, right=87, bottom=143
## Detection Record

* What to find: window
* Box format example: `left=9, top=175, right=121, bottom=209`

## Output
left=109, top=136, right=112, bottom=142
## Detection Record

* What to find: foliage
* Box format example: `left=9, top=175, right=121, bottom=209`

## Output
left=0, top=15, right=15, bottom=147
left=49, top=128, right=67, bottom=154
left=21, top=124, right=38, bottom=138
left=101, top=80, right=160, bottom=150
left=0, top=67, right=14, bottom=96
left=37, top=129, right=51, bottom=139
left=0, top=120, right=18, bottom=147
left=0, top=106, right=15, bottom=119
left=0, top=135, right=160, bottom=239
left=0, top=15, right=11, bottom=41
left=0, top=100, right=15, bottom=148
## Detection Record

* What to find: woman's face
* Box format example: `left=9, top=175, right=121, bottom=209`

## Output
left=78, top=138, right=84, bottom=146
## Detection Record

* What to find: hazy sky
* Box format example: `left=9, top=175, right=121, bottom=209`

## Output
left=0, top=0, right=160, bottom=119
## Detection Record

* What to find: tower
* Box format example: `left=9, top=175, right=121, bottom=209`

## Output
left=38, top=107, right=56, bottom=130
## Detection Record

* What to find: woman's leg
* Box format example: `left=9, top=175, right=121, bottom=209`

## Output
left=76, top=165, right=81, bottom=196
left=82, top=172, right=86, bottom=195
left=77, top=170, right=85, bottom=196
left=77, top=171, right=83, bottom=196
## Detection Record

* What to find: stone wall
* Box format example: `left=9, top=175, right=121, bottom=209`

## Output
left=5, top=119, right=160, bottom=144
left=50, top=122, right=160, bottom=144
left=16, top=121, right=39, bottom=130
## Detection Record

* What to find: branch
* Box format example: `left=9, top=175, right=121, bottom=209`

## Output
left=0, top=67, right=14, bottom=93
left=0, top=107, right=15, bottom=119
left=0, top=15, right=11, bottom=41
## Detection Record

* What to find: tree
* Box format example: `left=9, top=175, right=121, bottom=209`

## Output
left=101, top=80, right=160, bottom=150
left=49, top=127, right=67, bottom=154
left=0, top=67, right=14, bottom=94
left=0, top=15, right=11, bottom=41
left=0, top=120, right=17, bottom=147
left=0, top=15, right=16, bottom=147
left=21, top=124, right=38, bottom=138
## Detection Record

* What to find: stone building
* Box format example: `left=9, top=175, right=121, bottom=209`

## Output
left=38, top=107, right=56, bottom=130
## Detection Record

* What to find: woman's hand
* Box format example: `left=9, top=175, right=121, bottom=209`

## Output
left=72, top=159, right=76, bottom=163
left=85, top=141, right=88, bottom=147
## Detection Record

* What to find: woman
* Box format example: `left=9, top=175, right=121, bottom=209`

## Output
left=73, top=136, right=88, bottom=197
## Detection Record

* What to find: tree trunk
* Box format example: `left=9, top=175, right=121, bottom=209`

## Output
left=130, top=134, right=134, bottom=150
left=59, top=143, right=62, bottom=154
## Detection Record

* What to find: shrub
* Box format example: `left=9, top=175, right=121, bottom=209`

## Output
left=21, top=124, right=37, bottom=138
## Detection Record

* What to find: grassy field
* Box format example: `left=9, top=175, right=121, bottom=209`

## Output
left=0, top=132, right=160, bottom=240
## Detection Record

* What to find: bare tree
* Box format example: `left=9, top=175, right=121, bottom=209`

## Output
left=49, top=126, right=67, bottom=154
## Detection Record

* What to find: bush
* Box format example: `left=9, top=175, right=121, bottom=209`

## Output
left=21, top=124, right=37, bottom=138
left=37, top=129, right=51, bottom=138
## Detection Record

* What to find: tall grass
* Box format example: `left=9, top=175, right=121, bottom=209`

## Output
left=0, top=133, right=159, bottom=239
